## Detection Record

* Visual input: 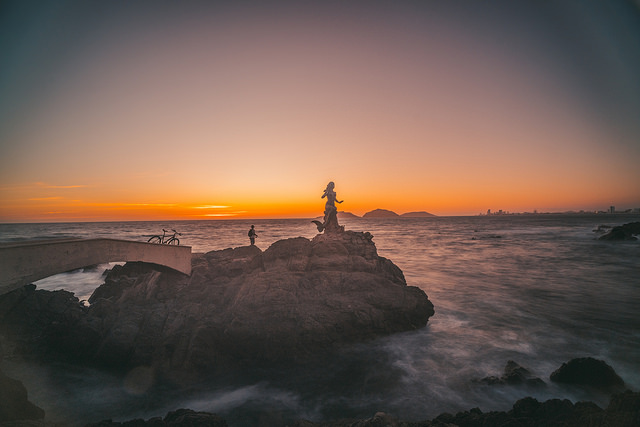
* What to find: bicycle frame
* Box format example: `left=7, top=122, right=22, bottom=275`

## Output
left=148, top=229, right=181, bottom=245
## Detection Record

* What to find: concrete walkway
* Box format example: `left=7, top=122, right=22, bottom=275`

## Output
left=0, top=238, right=191, bottom=296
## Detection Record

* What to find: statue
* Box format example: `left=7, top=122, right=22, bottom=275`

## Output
left=312, top=181, right=344, bottom=233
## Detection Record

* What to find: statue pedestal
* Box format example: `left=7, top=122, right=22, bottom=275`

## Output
left=311, top=210, right=344, bottom=234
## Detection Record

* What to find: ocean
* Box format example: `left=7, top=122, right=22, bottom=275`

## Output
left=1, top=214, right=639, bottom=425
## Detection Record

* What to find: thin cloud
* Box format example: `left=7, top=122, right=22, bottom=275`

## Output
left=28, top=196, right=63, bottom=201
left=202, top=211, right=246, bottom=217
left=123, top=203, right=178, bottom=207
left=34, top=182, right=89, bottom=189
left=193, top=205, right=231, bottom=209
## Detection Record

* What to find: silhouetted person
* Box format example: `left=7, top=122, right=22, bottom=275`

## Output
left=248, top=225, right=257, bottom=245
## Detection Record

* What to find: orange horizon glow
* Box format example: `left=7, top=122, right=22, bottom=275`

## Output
left=1, top=178, right=638, bottom=223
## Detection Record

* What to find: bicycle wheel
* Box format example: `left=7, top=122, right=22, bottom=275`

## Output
left=148, top=236, right=162, bottom=244
left=167, top=238, right=179, bottom=245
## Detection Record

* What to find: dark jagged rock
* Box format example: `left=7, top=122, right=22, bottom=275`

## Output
left=476, top=360, right=545, bottom=387
left=98, top=391, right=640, bottom=427
left=0, top=368, right=45, bottom=422
left=598, top=222, right=640, bottom=240
left=292, top=390, right=639, bottom=426
left=0, top=231, right=434, bottom=376
left=86, top=408, right=228, bottom=426
left=550, top=357, right=625, bottom=390
left=0, top=284, right=100, bottom=362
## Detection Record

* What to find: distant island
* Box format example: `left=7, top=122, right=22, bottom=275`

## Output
left=362, top=209, right=399, bottom=218
left=399, top=211, right=437, bottom=218
left=332, top=209, right=437, bottom=219
left=336, top=211, right=361, bottom=220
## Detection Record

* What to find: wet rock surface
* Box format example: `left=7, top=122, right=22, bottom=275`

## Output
left=83, top=390, right=640, bottom=426
left=550, top=357, right=626, bottom=390
left=0, top=368, right=45, bottom=422
left=598, top=222, right=640, bottom=240
left=476, top=360, right=546, bottom=387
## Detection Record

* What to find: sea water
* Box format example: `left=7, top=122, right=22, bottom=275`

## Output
left=0, top=215, right=639, bottom=425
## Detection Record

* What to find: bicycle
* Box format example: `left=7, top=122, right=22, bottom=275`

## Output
left=147, top=229, right=181, bottom=245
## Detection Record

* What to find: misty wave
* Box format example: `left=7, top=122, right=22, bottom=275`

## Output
left=2, top=215, right=639, bottom=425
left=34, top=263, right=123, bottom=304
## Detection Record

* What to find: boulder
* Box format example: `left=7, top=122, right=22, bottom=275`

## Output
left=0, top=284, right=100, bottom=362
left=288, top=391, right=639, bottom=426
left=0, top=231, right=434, bottom=377
left=598, top=222, right=640, bottom=240
left=550, top=357, right=625, bottom=390
left=477, top=360, right=545, bottom=387
left=0, top=369, right=45, bottom=422
left=83, top=390, right=640, bottom=426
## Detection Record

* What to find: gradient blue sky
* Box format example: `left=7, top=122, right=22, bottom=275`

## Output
left=1, top=0, right=639, bottom=221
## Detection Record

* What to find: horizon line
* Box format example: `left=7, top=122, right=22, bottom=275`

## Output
left=2, top=210, right=639, bottom=225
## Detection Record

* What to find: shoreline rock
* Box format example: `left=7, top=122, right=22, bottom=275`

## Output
left=476, top=360, right=546, bottom=387
left=0, top=231, right=434, bottom=376
left=0, top=368, right=45, bottom=423
left=84, top=390, right=640, bottom=427
left=598, top=222, right=640, bottom=240
left=550, top=357, right=625, bottom=391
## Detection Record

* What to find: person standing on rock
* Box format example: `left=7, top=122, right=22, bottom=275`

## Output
left=248, top=225, right=257, bottom=245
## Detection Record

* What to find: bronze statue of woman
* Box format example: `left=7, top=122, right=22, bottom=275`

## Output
left=312, top=181, right=344, bottom=233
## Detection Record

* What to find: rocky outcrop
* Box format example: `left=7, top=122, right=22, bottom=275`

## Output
left=0, top=369, right=45, bottom=422
left=0, top=231, right=434, bottom=376
left=550, top=357, right=625, bottom=390
left=476, top=360, right=545, bottom=387
left=598, top=222, right=640, bottom=240
left=0, top=284, right=99, bottom=362
left=291, top=390, right=640, bottom=426
left=83, top=391, right=640, bottom=426
left=87, top=409, right=228, bottom=426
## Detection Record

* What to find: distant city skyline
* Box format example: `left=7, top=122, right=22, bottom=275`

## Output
left=484, top=206, right=640, bottom=216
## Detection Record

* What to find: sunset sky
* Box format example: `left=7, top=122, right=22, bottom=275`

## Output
left=1, top=0, right=639, bottom=222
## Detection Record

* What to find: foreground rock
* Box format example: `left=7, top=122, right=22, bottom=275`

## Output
left=299, top=391, right=640, bottom=426
left=87, top=409, right=228, bottom=426
left=0, top=231, right=434, bottom=376
left=550, top=357, right=625, bottom=391
left=476, top=360, right=545, bottom=387
left=85, top=391, right=640, bottom=427
left=598, top=222, right=640, bottom=240
left=0, top=368, right=45, bottom=422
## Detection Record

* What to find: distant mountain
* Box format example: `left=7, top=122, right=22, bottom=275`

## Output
left=363, top=209, right=400, bottom=218
left=314, top=211, right=361, bottom=220
left=337, top=211, right=360, bottom=219
left=400, top=211, right=436, bottom=218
